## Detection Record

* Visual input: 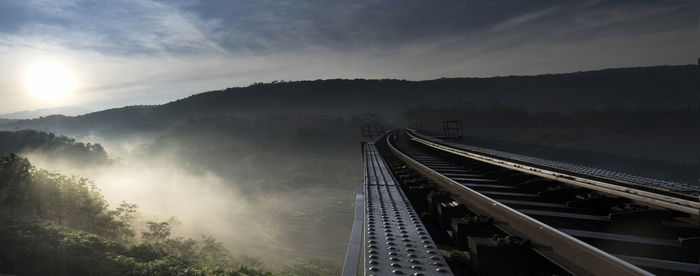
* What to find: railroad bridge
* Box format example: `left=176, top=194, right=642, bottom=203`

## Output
left=343, top=129, right=699, bottom=276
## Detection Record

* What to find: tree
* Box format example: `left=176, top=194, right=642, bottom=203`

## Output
left=142, top=217, right=178, bottom=243
left=198, top=235, right=231, bottom=265
left=115, top=201, right=139, bottom=243
left=0, top=154, right=32, bottom=213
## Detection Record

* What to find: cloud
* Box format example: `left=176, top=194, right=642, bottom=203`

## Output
left=1, top=0, right=694, bottom=56
left=490, top=5, right=562, bottom=32
left=0, top=0, right=222, bottom=55
left=0, top=0, right=696, bottom=113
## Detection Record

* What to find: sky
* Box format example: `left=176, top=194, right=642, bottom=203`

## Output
left=0, top=0, right=697, bottom=114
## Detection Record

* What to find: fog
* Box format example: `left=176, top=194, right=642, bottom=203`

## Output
left=21, top=134, right=355, bottom=268
left=3, top=76, right=695, bottom=274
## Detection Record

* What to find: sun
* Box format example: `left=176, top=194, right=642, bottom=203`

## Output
left=25, top=62, right=75, bottom=102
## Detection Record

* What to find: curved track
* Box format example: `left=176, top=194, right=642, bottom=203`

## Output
left=370, top=129, right=699, bottom=275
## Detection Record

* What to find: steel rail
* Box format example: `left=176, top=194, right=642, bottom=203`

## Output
left=405, top=130, right=700, bottom=215
left=385, top=132, right=652, bottom=276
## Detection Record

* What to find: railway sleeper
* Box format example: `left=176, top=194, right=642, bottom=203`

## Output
left=467, top=235, right=565, bottom=276
left=678, top=236, right=700, bottom=247
left=501, top=200, right=609, bottom=215
left=561, top=228, right=699, bottom=263
left=615, top=255, right=700, bottom=276
left=450, top=215, right=496, bottom=250
left=537, top=186, right=587, bottom=202
left=459, top=164, right=493, bottom=173
left=497, top=173, right=540, bottom=184
left=441, top=172, right=487, bottom=179
left=396, top=173, right=414, bottom=181
left=452, top=177, right=497, bottom=184
left=461, top=183, right=517, bottom=192
left=482, top=168, right=519, bottom=178
left=405, top=185, right=432, bottom=212
left=426, top=190, right=453, bottom=219
left=478, top=190, right=542, bottom=201
left=436, top=200, right=470, bottom=230
left=608, top=204, right=682, bottom=223
left=566, top=195, right=631, bottom=210
left=403, top=176, right=428, bottom=186
left=514, top=178, right=558, bottom=192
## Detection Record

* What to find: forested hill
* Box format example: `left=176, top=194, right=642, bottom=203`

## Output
left=168, top=65, right=695, bottom=115
left=0, top=130, right=109, bottom=165
left=0, top=65, right=695, bottom=136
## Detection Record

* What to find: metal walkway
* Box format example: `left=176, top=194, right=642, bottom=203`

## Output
left=343, top=142, right=453, bottom=276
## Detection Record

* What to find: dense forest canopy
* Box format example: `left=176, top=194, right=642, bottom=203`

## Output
left=0, top=130, right=109, bottom=166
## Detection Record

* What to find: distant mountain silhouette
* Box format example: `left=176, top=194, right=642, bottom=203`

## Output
left=0, top=106, right=92, bottom=119
left=0, top=65, right=695, bottom=136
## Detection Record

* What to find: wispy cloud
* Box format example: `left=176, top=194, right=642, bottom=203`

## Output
left=490, top=5, right=562, bottom=32
left=1, top=0, right=223, bottom=55
left=0, top=0, right=695, bottom=113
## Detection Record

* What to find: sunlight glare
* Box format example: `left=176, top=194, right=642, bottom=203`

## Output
left=25, top=62, right=75, bottom=101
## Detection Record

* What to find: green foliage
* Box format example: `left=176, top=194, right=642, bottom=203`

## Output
left=114, top=201, right=138, bottom=243
left=0, top=216, right=122, bottom=275
left=0, top=155, right=128, bottom=240
left=143, top=220, right=173, bottom=243
left=198, top=235, right=232, bottom=265
left=0, top=216, right=275, bottom=276
left=279, top=259, right=342, bottom=276
left=0, top=156, right=337, bottom=275
left=0, top=129, right=109, bottom=166
left=0, top=154, right=32, bottom=212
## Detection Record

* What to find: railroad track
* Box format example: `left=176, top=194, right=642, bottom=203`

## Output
left=344, top=129, right=699, bottom=276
